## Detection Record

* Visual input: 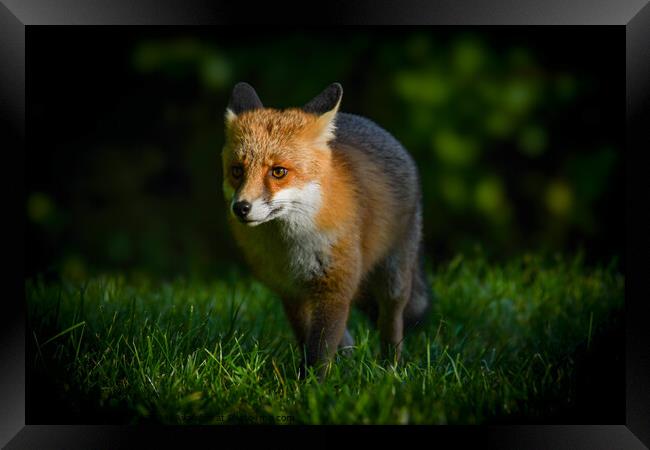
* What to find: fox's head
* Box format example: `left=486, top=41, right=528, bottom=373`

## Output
left=222, top=82, right=342, bottom=227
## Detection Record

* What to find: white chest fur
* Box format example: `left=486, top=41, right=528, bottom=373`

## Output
left=280, top=216, right=333, bottom=280
left=230, top=181, right=335, bottom=297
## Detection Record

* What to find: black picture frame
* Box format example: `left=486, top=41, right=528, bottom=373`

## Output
left=3, top=1, right=649, bottom=448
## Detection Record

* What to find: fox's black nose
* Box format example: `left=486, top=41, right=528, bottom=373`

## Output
left=233, top=201, right=251, bottom=219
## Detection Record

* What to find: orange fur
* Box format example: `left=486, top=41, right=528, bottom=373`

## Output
left=222, top=99, right=417, bottom=377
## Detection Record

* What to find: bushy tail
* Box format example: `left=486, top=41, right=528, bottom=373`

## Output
left=403, top=244, right=433, bottom=331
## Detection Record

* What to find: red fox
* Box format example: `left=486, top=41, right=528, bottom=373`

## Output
left=222, top=82, right=431, bottom=377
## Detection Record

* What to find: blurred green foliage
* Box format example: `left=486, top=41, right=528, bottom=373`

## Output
left=27, top=30, right=622, bottom=278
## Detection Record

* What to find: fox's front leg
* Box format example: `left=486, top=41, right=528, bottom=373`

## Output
left=282, top=299, right=310, bottom=348
left=303, top=294, right=352, bottom=379
left=298, top=243, right=361, bottom=379
left=283, top=295, right=350, bottom=379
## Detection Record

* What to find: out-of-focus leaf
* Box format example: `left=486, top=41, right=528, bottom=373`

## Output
left=394, top=70, right=449, bottom=106
left=546, top=180, right=573, bottom=216
left=433, top=130, right=479, bottom=166
left=518, top=124, right=547, bottom=157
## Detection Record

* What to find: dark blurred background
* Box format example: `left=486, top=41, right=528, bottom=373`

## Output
left=26, top=27, right=624, bottom=280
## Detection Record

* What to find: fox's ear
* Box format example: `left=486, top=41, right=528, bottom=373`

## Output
left=226, top=82, right=263, bottom=125
left=303, top=83, right=343, bottom=116
left=303, top=83, right=343, bottom=145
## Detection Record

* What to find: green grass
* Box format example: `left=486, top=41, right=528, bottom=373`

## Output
left=26, top=253, right=624, bottom=424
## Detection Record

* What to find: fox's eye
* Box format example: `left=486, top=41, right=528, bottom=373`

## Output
left=231, top=166, right=243, bottom=179
left=271, top=167, right=288, bottom=179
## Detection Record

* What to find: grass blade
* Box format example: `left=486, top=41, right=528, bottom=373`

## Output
left=42, top=321, right=86, bottom=347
